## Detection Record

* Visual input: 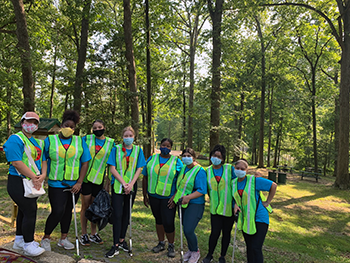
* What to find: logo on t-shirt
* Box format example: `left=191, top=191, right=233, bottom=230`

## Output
left=35, top=146, right=42, bottom=161
left=95, top=145, right=102, bottom=154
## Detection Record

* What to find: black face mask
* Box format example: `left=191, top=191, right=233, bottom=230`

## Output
left=93, top=129, right=105, bottom=137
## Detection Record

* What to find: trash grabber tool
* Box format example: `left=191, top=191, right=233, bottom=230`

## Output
left=178, top=198, right=184, bottom=263
left=232, top=213, right=239, bottom=263
left=63, top=182, right=80, bottom=256
left=129, top=191, right=134, bottom=257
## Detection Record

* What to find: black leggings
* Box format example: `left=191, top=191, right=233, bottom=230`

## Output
left=243, top=222, right=269, bottom=263
left=111, top=182, right=137, bottom=245
left=149, top=195, right=176, bottom=233
left=208, top=214, right=235, bottom=257
left=7, top=175, right=38, bottom=243
left=44, top=186, right=79, bottom=235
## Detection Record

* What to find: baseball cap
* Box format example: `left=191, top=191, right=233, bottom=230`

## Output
left=21, top=112, right=40, bottom=123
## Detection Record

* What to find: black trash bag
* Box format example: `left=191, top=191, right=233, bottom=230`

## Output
left=85, top=189, right=113, bottom=231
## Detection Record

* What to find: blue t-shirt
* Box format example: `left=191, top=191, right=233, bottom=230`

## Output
left=181, top=166, right=207, bottom=205
left=143, top=155, right=184, bottom=199
left=107, top=145, right=146, bottom=184
left=236, top=176, right=273, bottom=224
left=212, top=165, right=236, bottom=180
left=4, top=134, right=43, bottom=177
left=43, top=136, right=91, bottom=188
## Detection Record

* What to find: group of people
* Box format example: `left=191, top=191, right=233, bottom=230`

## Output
left=4, top=110, right=277, bottom=263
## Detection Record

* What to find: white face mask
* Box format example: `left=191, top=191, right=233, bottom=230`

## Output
left=22, top=123, right=38, bottom=134
left=235, top=170, right=246, bottom=178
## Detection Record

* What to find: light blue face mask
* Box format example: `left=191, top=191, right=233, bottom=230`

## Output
left=182, top=156, right=193, bottom=166
left=211, top=156, right=222, bottom=166
left=123, top=137, right=134, bottom=146
left=235, top=170, right=246, bottom=178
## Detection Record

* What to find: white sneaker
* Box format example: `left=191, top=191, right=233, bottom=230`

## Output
left=189, top=250, right=200, bottom=263
left=23, top=241, right=45, bottom=257
left=13, top=239, right=24, bottom=250
left=57, top=237, right=75, bottom=250
left=184, top=250, right=192, bottom=262
left=41, top=238, right=51, bottom=251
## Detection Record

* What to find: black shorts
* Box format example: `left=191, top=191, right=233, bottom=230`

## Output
left=149, top=195, right=176, bottom=233
left=81, top=181, right=103, bottom=197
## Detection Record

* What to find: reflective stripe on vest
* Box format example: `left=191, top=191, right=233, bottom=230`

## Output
left=13, top=132, right=42, bottom=178
left=113, top=144, right=140, bottom=194
left=48, top=135, right=83, bottom=181
left=233, top=175, right=257, bottom=234
left=85, top=135, right=114, bottom=185
left=147, top=154, right=177, bottom=197
left=174, top=164, right=201, bottom=208
left=207, top=164, right=232, bottom=216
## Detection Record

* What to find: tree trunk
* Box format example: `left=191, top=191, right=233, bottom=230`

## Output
left=50, top=45, right=57, bottom=118
left=73, top=0, right=91, bottom=115
left=335, top=5, right=350, bottom=188
left=273, top=118, right=283, bottom=167
left=182, top=79, right=186, bottom=151
left=255, top=16, right=266, bottom=168
left=145, top=0, right=152, bottom=158
left=11, top=0, right=34, bottom=112
left=267, top=85, right=273, bottom=167
left=208, top=0, right=223, bottom=151
left=6, top=88, right=12, bottom=138
left=124, top=0, right=139, bottom=138
left=334, top=97, right=339, bottom=177
left=187, top=40, right=196, bottom=148
left=311, top=74, right=318, bottom=173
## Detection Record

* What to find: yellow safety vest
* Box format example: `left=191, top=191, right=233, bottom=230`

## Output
left=13, top=132, right=44, bottom=178
left=113, top=144, right=140, bottom=194
left=48, top=134, right=83, bottom=181
left=232, top=175, right=273, bottom=235
left=147, top=154, right=178, bottom=197
left=85, top=135, right=114, bottom=185
left=174, top=164, right=202, bottom=208
left=207, top=164, right=233, bottom=216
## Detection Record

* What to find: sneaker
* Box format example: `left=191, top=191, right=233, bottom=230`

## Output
left=23, top=241, right=45, bottom=257
left=202, top=255, right=213, bottom=263
left=183, top=250, right=192, bottom=262
left=80, top=234, right=90, bottom=246
left=167, top=243, right=175, bottom=258
left=105, top=246, right=119, bottom=258
left=57, top=237, right=74, bottom=250
left=189, top=250, right=201, bottom=263
left=151, top=241, right=165, bottom=253
left=119, top=240, right=129, bottom=252
left=90, top=233, right=103, bottom=244
left=40, top=238, right=51, bottom=251
left=13, top=239, right=24, bottom=250
left=218, top=256, right=226, bottom=263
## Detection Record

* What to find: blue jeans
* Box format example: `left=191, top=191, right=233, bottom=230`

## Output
left=181, top=203, right=204, bottom=251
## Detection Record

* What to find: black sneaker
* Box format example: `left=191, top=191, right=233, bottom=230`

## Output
left=119, top=240, right=129, bottom=252
left=80, top=234, right=90, bottom=246
left=89, top=233, right=103, bottom=244
left=152, top=241, right=165, bottom=253
left=167, top=243, right=175, bottom=258
left=218, top=256, right=226, bottom=263
left=202, top=255, right=213, bottom=263
left=105, top=246, right=119, bottom=258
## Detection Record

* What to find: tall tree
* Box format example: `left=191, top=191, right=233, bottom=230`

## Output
left=124, top=0, right=139, bottom=137
left=11, top=0, right=34, bottom=112
left=73, top=0, right=92, bottom=114
left=208, top=0, right=223, bottom=151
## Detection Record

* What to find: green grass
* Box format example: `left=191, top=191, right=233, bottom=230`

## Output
left=0, top=163, right=350, bottom=262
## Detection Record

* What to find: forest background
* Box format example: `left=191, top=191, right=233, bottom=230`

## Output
left=1, top=0, right=350, bottom=189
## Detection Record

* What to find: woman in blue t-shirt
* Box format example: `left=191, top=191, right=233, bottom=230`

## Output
left=105, top=126, right=146, bottom=258
left=4, top=112, right=45, bottom=257
left=203, top=144, right=237, bottom=263
left=233, top=159, right=277, bottom=263
left=40, top=110, right=91, bottom=252
left=172, top=148, right=207, bottom=263
left=142, top=138, right=183, bottom=258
